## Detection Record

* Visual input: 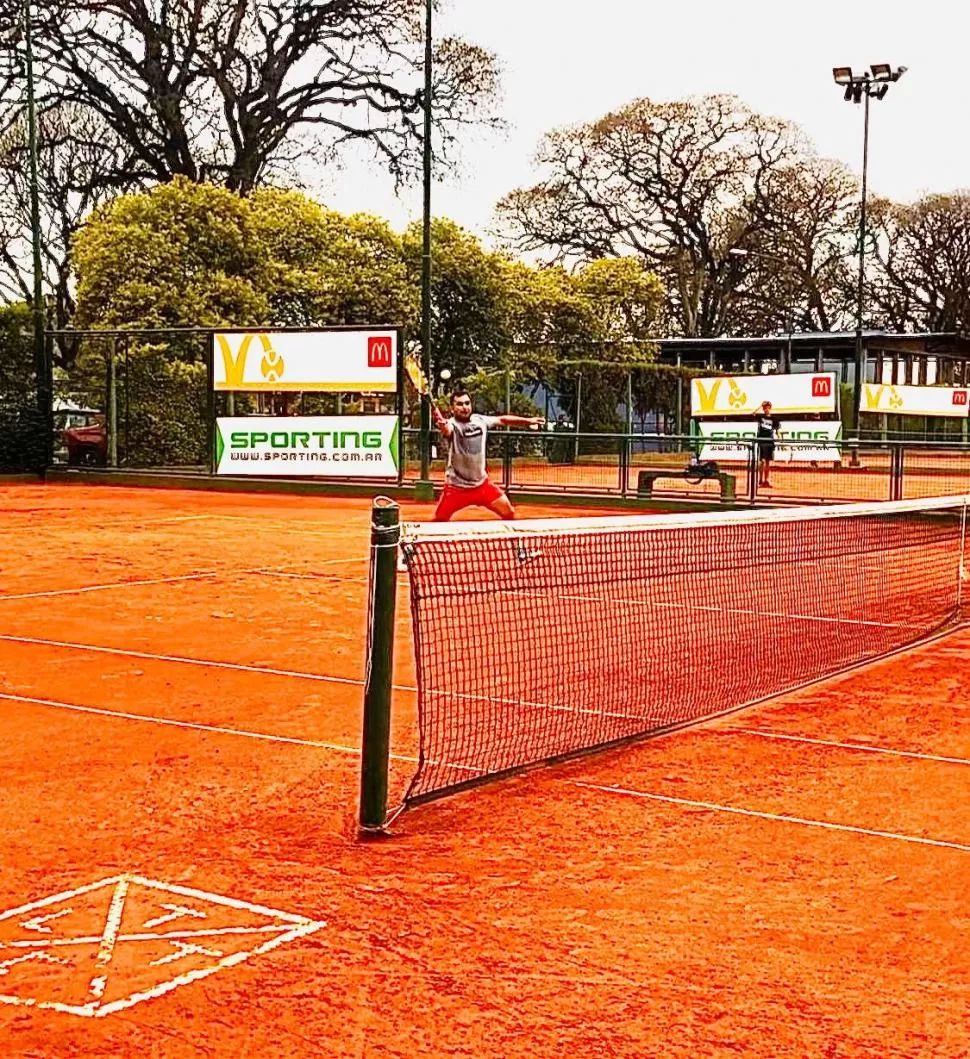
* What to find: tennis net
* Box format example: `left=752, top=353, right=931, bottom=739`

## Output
left=397, top=496, right=969, bottom=806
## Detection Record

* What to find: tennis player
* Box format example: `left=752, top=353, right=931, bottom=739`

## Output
left=755, top=400, right=780, bottom=488
left=431, top=388, right=544, bottom=521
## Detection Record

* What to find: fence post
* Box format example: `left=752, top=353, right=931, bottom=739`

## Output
left=574, top=372, right=582, bottom=462
left=205, top=333, right=216, bottom=475
left=892, top=443, right=904, bottom=501
left=502, top=432, right=513, bottom=492
left=359, top=498, right=400, bottom=836
left=747, top=440, right=758, bottom=503
left=108, top=340, right=118, bottom=467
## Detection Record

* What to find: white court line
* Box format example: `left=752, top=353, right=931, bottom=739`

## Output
left=4, top=925, right=296, bottom=949
left=0, top=690, right=410, bottom=760
left=728, top=728, right=970, bottom=766
left=0, top=633, right=368, bottom=687
left=248, top=569, right=368, bottom=583
left=0, top=557, right=368, bottom=602
left=0, top=633, right=645, bottom=722
left=557, top=593, right=915, bottom=630
left=89, top=875, right=130, bottom=999
left=574, top=781, right=970, bottom=853
left=0, top=690, right=487, bottom=774
left=0, top=571, right=222, bottom=602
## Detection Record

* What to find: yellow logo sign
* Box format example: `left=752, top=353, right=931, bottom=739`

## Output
left=862, top=384, right=904, bottom=412
left=693, top=378, right=749, bottom=414
left=216, top=333, right=283, bottom=387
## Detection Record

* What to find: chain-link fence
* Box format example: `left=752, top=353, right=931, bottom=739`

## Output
left=0, top=308, right=46, bottom=472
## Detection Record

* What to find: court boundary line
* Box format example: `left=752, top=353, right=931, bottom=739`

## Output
left=728, top=728, right=970, bottom=766
left=574, top=781, right=970, bottom=853
left=0, top=556, right=370, bottom=603
left=558, top=592, right=916, bottom=630
left=0, top=634, right=648, bottom=722
left=0, top=690, right=484, bottom=775
left=0, top=690, right=415, bottom=761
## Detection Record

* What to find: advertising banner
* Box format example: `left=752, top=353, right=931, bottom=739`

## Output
left=691, top=373, right=837, bottom=416
left=693, top=420, right=843, bottom=463
left=861, top=383, right=970, bottom=418
left=215, top=416, right=399, bottom=477
left=213, top=330, right=398, bottom=392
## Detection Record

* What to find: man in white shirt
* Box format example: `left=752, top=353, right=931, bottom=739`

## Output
left=432, top=388, right=544, bottom=521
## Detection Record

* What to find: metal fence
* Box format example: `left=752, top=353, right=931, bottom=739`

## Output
left=402, top=430, right=970, bottom=505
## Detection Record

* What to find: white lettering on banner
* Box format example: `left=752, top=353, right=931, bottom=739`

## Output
left=212, top=330, right=398, bottom=392
left=215, top=416, right=399, bottom=479
left=693, top=420, right=843, bottom=463
left=861, top=383, right=970, bottom=418
left=691, top=373, right=837, bottom=416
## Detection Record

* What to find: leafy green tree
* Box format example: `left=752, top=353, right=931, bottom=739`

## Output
left=403, top=218, right=508, bottom=387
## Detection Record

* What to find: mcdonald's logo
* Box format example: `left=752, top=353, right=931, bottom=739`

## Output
left=811, top=376, right=832, bottom=398
left=367, top=336, right=393, bottom=368
left=953, top=391, right=968, bottom=406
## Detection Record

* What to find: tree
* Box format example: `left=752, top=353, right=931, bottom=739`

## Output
left=402, top=217, right=510, bottom=388
left=726, top=157, right=859, bottom=336
left=867, top=192, right=970, bottom=334
left=7, top=0, right=500, bottom=194
left=72, top=177, right=416, bottom=334
left=0, top=104, right=134, bottom=331
left=497, top=94, right=804, bottom=337
left=575, top=257, right=663, bottom=344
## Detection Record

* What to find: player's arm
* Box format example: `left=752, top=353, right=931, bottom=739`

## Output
left=432, top=404, right=454, bottom=438
left=494, top=415, right=545, bottom=429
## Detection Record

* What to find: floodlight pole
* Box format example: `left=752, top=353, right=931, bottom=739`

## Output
left=853, top=88, right=871, bottom=440
left=23, top=0, right=50, bottom=466
left=832, top=64, right=906, bottom=437
left=415, top=0, right=435, bottom=501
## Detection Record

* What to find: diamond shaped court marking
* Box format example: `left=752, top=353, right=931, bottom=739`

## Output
left=0, top=874, right=325, bottom=1018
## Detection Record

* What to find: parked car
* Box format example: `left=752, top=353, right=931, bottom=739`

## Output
left=61, top=413, right=107, bottom=466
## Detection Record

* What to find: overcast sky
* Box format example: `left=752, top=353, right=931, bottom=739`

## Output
left=319, top=0, right=969, bottom=240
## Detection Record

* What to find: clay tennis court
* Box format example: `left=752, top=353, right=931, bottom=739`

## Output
left=1, top=483, right=967, bottom=1058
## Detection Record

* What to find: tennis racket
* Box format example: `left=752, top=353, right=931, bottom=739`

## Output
left=403, top=353, right=431, bottom=397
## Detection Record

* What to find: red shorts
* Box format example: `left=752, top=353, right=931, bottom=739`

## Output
left=433, top=479, right=505, bottom=521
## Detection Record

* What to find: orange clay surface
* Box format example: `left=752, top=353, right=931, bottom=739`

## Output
left=0, top=483, right=968, bottom=1058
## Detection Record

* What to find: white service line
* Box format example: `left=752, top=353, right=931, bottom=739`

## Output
left=729, top=728, right=970, bottom=766
left=0, top=634, right=369, bottom=687
left=0, top=690, right=410, bottom=760
left=0, top=691, right=486, bottom=775
left=557, top=593, right=915, bottom=630
left=573, top=781, right=970, bottom=853
left=0, top=633, right=642, bottom=721
left=0, top=556, right=368, bottom=602
left=0, top=571, right=222, bottom=602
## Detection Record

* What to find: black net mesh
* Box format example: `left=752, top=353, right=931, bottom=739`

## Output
left=400, top=499, right=969, bottom=804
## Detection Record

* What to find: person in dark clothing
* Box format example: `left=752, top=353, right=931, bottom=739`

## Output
left=755, top=400, right=780, bottom=488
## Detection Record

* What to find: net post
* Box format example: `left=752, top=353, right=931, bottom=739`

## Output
left=358, top=497, right=401, bottom=836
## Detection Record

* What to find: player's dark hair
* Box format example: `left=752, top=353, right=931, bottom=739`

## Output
left=450, top=387, right=470, bottom=403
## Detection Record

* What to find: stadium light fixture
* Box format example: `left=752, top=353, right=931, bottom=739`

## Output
left=832, top=67, right=854, bottom=85
left=870, top=63, right=892, bottom=81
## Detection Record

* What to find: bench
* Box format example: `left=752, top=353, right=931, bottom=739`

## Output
left=637, top=469, right=736, bottom=503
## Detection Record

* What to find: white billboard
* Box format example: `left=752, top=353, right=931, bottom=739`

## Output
left=861, top=383, right=970, bottom=418
left=213, top=330, right=398, bottom=392
left=215, top=416, right=399, bottom=477
left=694, top=420, right=843, bottom=463
left=691, top=373, right=837, bottom=416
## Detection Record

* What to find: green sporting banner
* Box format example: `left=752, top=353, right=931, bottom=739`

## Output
left=215, top=416, right=399, bottom=477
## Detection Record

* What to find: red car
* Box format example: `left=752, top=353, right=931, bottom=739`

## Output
left=62, top=415, right=107, bottom=466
